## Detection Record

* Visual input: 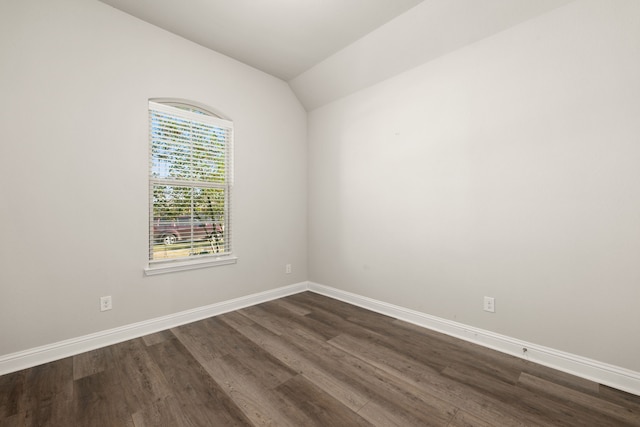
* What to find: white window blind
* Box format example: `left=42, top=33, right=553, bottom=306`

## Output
left=148, top=101, right=233, bottom=263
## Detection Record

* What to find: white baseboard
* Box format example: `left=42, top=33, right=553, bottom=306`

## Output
left=3, top=280, right=639, bottom=397
left=307, top=282, right=640, bottom=397
left=0, top=282, right=308, bottom=376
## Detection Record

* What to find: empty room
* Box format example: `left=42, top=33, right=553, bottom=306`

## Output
left=1, top=0, right=639, bottom=425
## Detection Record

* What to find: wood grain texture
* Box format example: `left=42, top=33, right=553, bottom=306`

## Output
left=1, top=291, right=639, bottom=426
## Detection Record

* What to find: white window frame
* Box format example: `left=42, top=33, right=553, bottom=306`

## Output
left=145, top=100, right=236, bottom=275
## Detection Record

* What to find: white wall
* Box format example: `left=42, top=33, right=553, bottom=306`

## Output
left=0, top=0, right=307, bottom=356
left=308, top=0, right=640, bottom=372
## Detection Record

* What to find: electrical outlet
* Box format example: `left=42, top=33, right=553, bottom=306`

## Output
left=100, top=296, right=112, bottom=312
left=483, top=296, right=495, bottom=313
left=285, top=264, right=292, bottom=274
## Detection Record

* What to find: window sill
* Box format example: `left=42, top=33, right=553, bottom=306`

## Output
left=144, top=255, right=238, bottom=276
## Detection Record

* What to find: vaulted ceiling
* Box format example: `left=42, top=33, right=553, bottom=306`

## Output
left=98, top=0, right=424, bottom=80
left=98, top=0, right=574, bottom=110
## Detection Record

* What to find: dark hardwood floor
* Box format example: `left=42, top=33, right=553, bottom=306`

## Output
left=1, top=291, right=639, bottom=426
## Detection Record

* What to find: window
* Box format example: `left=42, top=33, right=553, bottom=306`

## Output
left=147, top=100, right=234, bottom=273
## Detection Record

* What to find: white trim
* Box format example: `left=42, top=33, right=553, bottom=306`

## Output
left=0, top=282, right=307, bottom=375
left=307, top=282, right=640, bottom=397
left=145, top=255, right=238, bottom=276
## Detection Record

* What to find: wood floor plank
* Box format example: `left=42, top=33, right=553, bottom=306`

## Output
left=286, top=292, right=399, bottom=336
left=355, top=382, right=458, bottom=427
left=511, top=385, right=614, bottom=427
left=295, top=300, right=389, bottom=344
left=131, top=396, right=191, bottom=427
left=0, top=414, right=21, bottom=427
left=109, top=339, right=172, bottom=413
left=269, top=298, right=312, bottom=316
left=599, top=384, right=640, bottom=411
left=74, top=370, right=135, bottom=427
left=519, top=358, right=601, bottom=395
left=518, top=372, right=640, bottom=425
left=274, top=375, right=373, bottom=427
left=218, top=310, right=256, bottom=329
left=73, top=347, right=108, bottom=381
left=442, top=362, right=518, bottom=398
left=329, top=332, right=442, bottom=381
left=171, top=317, right=238, bottom=362
left=238, top=303, right=338, bottom=342
left=0, top=370, right=25, bottom=419
left=146, top=337, right=253, bottom=426
left=236, top=306, right=289, bottom=337
left=356, top=398, right=446, bottom=427
left=222, top=320, right=373, bottom=412
left=141, top=330, right=174, bottom=347
left=175, top=316, right=296, bottom=390
left=20, top=397, right=77, bottom=427
left=200, top=351, right=308, bottom=427
left=442, top=364, right=601, bottom=427
left=285, top=293, right=407, bottom=341
left=224, top=340, right=297, bottom=390
left=447, top=409, right=495, bottom=427
left=170, top=319, right=228, bottom=362
left=258, top=300, right=340, bottom=341
left=19, top=357, right=74, bottom=424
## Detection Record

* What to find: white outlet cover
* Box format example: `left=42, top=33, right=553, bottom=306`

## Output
left=483, top=296, right=495, bottom=313
left=100, top=296, right=112, bottom=311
